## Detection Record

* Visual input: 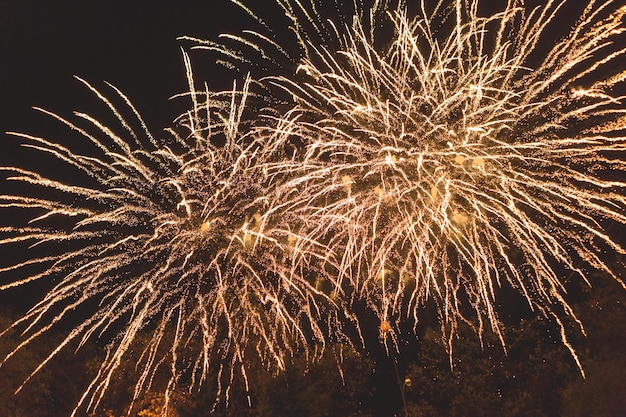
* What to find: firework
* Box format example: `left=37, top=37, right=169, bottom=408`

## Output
left=0, top=53, right=342, bottom=414
left=214, top=0, right=626, bottom=370
left=3, top=0, right=626, bottom=413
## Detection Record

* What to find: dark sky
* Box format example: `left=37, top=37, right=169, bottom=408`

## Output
left=0, top=0, right=602, bottom=307
left=0, top=0, right=260, bottom=139
left=0, top=0, right=584, bottom=147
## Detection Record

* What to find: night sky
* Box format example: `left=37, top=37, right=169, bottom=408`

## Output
left=0, top=0, right=617, bottom=347
left=0, top=0, right=588, bottom=163
left=0, top=0, right=591, bottom=170
left=0, top=0, right=254, bottom=138
left=0, top=1, right=624, bottom=416
left=0, top=0, right=600, bottom=312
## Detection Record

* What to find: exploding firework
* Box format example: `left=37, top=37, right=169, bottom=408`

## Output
left=0, top=53, right=343, bottom=414
left=213, top=0, right=626, bottom=369
left=3, top=0, right=626, bottom=414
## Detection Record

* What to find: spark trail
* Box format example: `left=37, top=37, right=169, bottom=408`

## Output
left=0, top=54, right=341, bottom=414
left=220, top=0, right=626, bottom=370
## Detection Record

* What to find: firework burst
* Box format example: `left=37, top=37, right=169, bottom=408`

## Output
left=0, top=53, right=342, bottom=414
left=214, top=0, right=626, bottom=370
left=2, top=0, right=626, bottom=414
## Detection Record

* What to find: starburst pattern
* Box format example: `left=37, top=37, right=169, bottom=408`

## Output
left=0, top=55, right=341, bottom=414
left=217, top=0, right=626, bottom=369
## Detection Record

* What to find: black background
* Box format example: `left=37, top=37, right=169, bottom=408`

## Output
left=0, top=0, right=255, bottom=140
